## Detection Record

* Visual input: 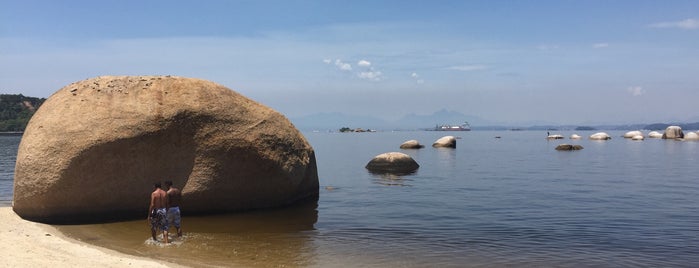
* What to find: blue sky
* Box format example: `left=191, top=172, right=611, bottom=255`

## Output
left=2, top=1, right=698, bottom=125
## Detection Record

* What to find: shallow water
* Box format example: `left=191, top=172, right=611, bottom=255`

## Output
left=3, top=131, right=699, bottom=267
left=0, top=135, right=20, bottom=206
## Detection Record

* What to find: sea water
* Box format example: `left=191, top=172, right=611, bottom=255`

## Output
left=2, top=131, right=698, bottom=267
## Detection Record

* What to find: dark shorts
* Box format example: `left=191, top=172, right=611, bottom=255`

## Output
left=150, top=208, right=168, bottom=231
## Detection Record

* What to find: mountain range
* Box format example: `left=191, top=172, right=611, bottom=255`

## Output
left=289, top=109, right=699, bottom=132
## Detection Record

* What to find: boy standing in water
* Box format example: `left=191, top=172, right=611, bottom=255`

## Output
left=165, top=180, right=183, bottom=238
left=148, top=182, right=169, bottom=243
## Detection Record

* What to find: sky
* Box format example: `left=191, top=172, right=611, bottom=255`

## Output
left=1, top=0, right=699, bottom=125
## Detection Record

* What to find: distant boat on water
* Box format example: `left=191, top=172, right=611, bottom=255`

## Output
left=434, top=122, right=471, bottom=131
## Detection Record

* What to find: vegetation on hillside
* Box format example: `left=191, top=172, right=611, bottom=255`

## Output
left=0, top=94, right=46, bottom=132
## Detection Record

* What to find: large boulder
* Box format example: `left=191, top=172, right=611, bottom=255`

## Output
left=365, top=152, right=419, bottom=174
left=570, top=134, right=582, bottom=139
left=399, top=140, right=424, bottom=149
left=662, top=126, right=684, bottom=139
left=13, top=76, right=319, bottom=223
left=623, top=130, right=643, bottom=139
left=432, top=136, right=456, bottom=148
left=589, top=132, right=611, bottom=140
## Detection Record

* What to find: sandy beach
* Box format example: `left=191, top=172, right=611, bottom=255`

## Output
left=0, top=207, right=185, bottom=268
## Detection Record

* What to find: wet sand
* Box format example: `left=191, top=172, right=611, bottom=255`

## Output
left=0, top=207, right=185, bottom=268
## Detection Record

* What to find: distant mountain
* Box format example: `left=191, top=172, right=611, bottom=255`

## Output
left=0, top=94, right=46, bottom=132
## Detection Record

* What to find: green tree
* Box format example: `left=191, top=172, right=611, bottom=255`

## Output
left=0, top=94, right=46, bottom=132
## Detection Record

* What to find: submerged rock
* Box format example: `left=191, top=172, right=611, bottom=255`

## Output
left=13, top=76, right=319, bottom=223
left=400, top=140, right=425, bottom=149
left=555, top=144, right=584, bottom=151
left=631, top=135, right=645, bottom=141
left=365, top=152, right=419, bottom=174
left=432, top=136, right=456, bottom=148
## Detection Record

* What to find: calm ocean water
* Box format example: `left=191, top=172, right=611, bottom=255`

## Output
left=2, top=131, right=698, bottom=267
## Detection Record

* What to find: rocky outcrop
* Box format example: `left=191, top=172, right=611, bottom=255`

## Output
left=662, top=126, right=684, bottom=139
left=13, top=76, right=319, bottom=223
left=399, top=140, right=424, bottom=149
left=432, top=136, right=456, bottom=148
left=555, top=144, right=584, bottom=151
left=623, top=131, right=643, bottom=139
left=589, top=132, right=611, bottom=140
left=570, top=134, right=582, bottom=139
left=365, top=152, right=419, bottom=174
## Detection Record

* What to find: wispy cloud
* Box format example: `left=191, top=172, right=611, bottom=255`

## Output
left=411, top=72, right=424, bottom=84
left=357, top=71, right=383, bottom=81
left=593, top=43, right=609, bottom=48
left=650, top=18, right=699, bottom=29
left=333, top=59, right=352, bottom=71
left=627, top=86, right=644, bottom=96
left=357, top=60, right=371, bottom=67
left=324, top=57, right=382, bottom=81
left=447, top=65, right=488, bottom=71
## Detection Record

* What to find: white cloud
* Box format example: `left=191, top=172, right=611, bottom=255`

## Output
left=358, top=71, right=382, bottom=81
left=593, top=43, right=609, bottom=48
left=323, top=59, right=332, bottom=64
left=448, top=65, right=488, bottom=71
left=627, top=86, right=644, bottom=96
left=411, top=72, right=419, bottom=78
left=650, top=18, right=699, bottom=29
left=334, top=59, right=352, bottom=71
left=357, top=60, right=371, bottom=67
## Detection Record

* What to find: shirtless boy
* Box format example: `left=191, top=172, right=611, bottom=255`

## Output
left=148, top=182, right=169, bottom=243
left=164, top=180, right=183, bottom=237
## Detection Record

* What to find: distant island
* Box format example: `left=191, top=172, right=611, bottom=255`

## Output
left=0, top=94, right=46, bottom=132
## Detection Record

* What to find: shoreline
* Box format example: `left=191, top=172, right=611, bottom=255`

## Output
left=0, top=207, right=186, bottom=268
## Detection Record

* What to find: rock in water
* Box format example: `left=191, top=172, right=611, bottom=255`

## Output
left=13, top=76, right=319, bottom=223
left=662, top=126, right=684, bottom=139
left=623, top=131, right=643, bottom=139
left=684, top=132, right=699, bottom=141
left=399, top=140, right=424, bottom=149
left=589, top=132, right=612, bottom=140
left=648, top=131, right=663, bottom=138
left=365, top=152, right=419, bottom=174
left=432, top=136, right=456, bottom=148
left=555, top=144, right=584, bottom=151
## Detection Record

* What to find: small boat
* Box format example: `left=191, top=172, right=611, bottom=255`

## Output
left=435, top=122, right=471, bottom=131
